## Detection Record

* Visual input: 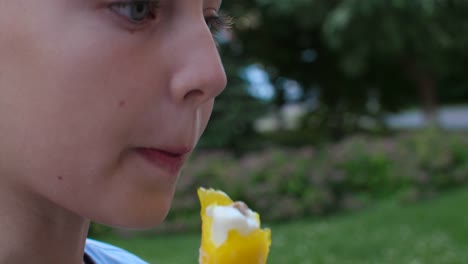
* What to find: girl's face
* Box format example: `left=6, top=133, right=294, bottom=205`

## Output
left=0, top=0, right=226, bottom=228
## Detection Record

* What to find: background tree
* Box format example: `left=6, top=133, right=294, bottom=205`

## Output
left=203, top=0, right=468, bottom=148
left=323, top=0, right=468, bottom=123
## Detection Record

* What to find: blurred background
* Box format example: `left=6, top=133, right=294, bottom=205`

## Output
left=91, top=1, right=468, bottom=263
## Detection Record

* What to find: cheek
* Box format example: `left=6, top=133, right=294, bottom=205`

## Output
left=0, top=9, right=160, bottom=158
left=0, top=12, right=149, bottom=216
left=0, top=35, right=125, bottom=174
left=0, top=6, right=195, bottom=227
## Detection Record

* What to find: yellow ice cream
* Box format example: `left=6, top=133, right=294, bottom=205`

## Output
left=198, top=187, right=271, bottom=264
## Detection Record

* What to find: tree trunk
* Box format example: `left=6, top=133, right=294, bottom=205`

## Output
left=274, top=85, right=287, bottom=130
left=404, top=59, right=439, bottom=126
left=415, top=70, right=438, bottom=125
left=329, top=99, right=346, bottom=141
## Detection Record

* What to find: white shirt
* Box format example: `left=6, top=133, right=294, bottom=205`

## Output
left=84, top=238, right=149, bottom=264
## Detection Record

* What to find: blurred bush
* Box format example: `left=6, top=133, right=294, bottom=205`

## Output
left=91, top=130, right=468, bottom=236
left=88, top=222, right=113, bottom=238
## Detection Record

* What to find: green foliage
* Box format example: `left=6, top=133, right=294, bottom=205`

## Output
left=148, top=131, right=468, bottom=233
left=259, top=129, right=325, bottom=147
left=98, top=187, right=468, bottom=263
left=214, top=0, right=468, bottom=143
left=399, top=129, right=468, bottom=191
left=323, top=0, right=468, bottom=112
left=324, top=0, right=468, bottom=61
left=323, top=0, right=468, bottom=108
left=88, top=222, right=113, bottom=238
left=331, top=137, right=408, bottom=198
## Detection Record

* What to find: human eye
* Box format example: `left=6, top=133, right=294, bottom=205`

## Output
left=109, top=0, right=160, bottom=24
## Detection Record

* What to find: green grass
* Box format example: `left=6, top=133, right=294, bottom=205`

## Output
left=95, top=188, right=468, bottom=263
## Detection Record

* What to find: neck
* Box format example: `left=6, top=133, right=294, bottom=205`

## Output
left=0, top=182, right=90, bottom=264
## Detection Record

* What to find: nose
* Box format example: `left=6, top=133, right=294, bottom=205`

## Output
left=167, top=20, right=227, bottom=107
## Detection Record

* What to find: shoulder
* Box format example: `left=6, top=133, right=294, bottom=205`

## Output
left=85, top=238, right=149, bottom=264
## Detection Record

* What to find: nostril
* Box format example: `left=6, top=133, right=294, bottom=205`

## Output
left=183, top=89, right=204, bottom=101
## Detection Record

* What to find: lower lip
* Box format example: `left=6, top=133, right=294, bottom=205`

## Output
left=137, top=148, right=186, bottom=175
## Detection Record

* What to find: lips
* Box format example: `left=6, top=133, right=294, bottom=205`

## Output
left=137, top=147, right=190, bottom=175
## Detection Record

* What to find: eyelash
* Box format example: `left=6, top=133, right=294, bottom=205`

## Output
left=109, top=0, right=233, bottom=35
left=206, top=13, right=234, bottom=35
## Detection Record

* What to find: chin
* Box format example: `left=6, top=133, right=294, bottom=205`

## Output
left=101, top=209, right=170, bottom=230
left=91, top=196, right=174, bottom=230
left=136, top=210, right=171, bottom=229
